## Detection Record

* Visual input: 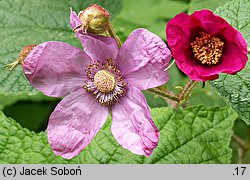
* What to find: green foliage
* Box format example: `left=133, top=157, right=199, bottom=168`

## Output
left=0, top=106, right=237, bottom=164
left=188, top=0, right=230, bottom=13
left=0, top=0, right=122, bottom=95
left=3, top=100, right=59, bottom=132
left=112, top=0, right=189, bottom=41
left=210, top=0, right=250, bottom=124
left=210, top=62, right=250, bottom=124
left=215, top=0, right=250, bottom=46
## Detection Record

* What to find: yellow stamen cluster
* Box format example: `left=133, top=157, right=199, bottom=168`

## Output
left=191, top=32, right=224, bottom=66
left=83, top=58, right=126, bottom=106
left=94, top=70, right=115, bottom=93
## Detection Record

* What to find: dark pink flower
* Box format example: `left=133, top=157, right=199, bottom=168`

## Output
left=23, top=27, right=171, bottom=158
left=166, top=9, right=248, bottom=81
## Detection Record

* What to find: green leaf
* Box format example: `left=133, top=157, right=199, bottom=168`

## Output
left=215, top=0, right=250, bottom=46
left=0, top=92, right=58, bottom=132
left=210, top=0, right=250, bottom=124
left=0, top=106, right=237, bottom=163
left=0, top=0, right=122, bottom=95
left=112, top=0, right=189, bottom=41
left=188, top=0, right=230, bottom=13
left=0, top=92, right=56, bottom=111
left=210, top=62, right=250, bottom=124
left=210, top=63, right=250, bottom=124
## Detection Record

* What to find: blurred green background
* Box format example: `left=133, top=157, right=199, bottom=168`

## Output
left=0, top=0, right=249, bottom=163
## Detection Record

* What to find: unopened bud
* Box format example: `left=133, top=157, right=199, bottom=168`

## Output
left=78, top=4, right=110, bottom=34
left=18, top=45, right=36, bottom=65
left=5, top=45, right=36, bottom=70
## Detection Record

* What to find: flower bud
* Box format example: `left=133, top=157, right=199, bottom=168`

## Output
left=5, top=45, right=36, bottom=70
left=78, top=4, right=110, bottom=34
left=18, top=45, right=36, bottom=65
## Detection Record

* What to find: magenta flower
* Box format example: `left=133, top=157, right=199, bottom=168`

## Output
left=166, top=9, right=248, bottom=81
left=23, top=26, right=171, bottom=158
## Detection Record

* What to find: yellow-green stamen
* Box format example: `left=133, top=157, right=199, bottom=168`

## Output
left=94, top=70, right=116, bottom=93
left=191, top=31, right=224, bottom=66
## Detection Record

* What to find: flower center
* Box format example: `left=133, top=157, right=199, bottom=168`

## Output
left=83, top=58, right=126, bottom=106
left=191, top=31, right=224, bottom=66
left=94, top=70, right=115, bottom=93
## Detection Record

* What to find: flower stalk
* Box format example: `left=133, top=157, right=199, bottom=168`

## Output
left=148, top=80, right=198, bottom=108
left=232, top=134, right=250, bottom=163
left=176, top=80, right=198, bottom=107
left=148, top=87, right=179, bottom=101
left=106, top=23, right=122, bottom=47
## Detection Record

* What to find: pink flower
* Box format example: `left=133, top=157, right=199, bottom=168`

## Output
left=23, top=26, right=171, bottom=158
left=166, top=9, right=248, bottom=81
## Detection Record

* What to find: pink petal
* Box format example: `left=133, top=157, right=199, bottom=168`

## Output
left=77, top=33, right=119, bottom=63
left=166, top=12, right=201, bottom=60
left=166, top=10, right=248, bottom=81
left=47, top=88, right=108, bottom=159
left=195, top=30, right=248, bottom=79
left=124, top=62, right=169, bottom=90
left=111, top=86, right=159, bottom=156
left=190, top=9, right=248, bottom=76
left=166, top=12, right=203, bottom=80
left=23, top=41, right=90, bottom=97
left=192, top=9, right=231, bottom=36
left=116, top=28, right=171, bottom=90
left=70, top=8, right=82, bottom=30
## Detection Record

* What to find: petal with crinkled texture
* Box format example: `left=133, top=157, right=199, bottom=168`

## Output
left=77, top=33, right=119, bottom=63
left=47, top=88, right=108, bottom=159
left=124, top=62, right=169, bottom=91
left=23, top=41, right=90, bottom=97
left=111, top=86, right=159, bottom=156
left=116, top=28, right=171, bottom=90
left=70, top=8, right=82, bottom=30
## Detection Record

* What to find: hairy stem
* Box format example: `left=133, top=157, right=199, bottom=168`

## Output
left=232, top=134, right=246, bottom=149
left=177, top=81, right=198, bottom=107
left=232, top=134, right=250, bottom=163
left=178, top=80, right=197, bottom=100
left=106, top=23, right=122, bottom=47
left=148, top=88, right=179, bottom=102
left=148, top=80, right=198, bottom=108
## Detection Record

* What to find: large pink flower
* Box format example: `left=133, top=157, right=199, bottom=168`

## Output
left=23, top=25, right=171, bottom=158
left=166, top=9, right=248, bottom=81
